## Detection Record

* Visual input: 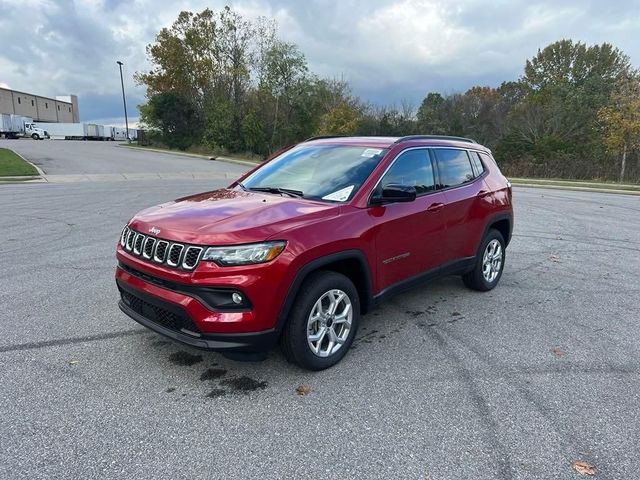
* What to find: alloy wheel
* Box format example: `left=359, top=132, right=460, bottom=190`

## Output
left=306, top=289, right=352, bottom=357
left=482, top=239, right=503, bottom=283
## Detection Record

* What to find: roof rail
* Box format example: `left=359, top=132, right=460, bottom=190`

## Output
left=304, top=135, right=348, bottom=142
left=393, top=135, right=477, bottom=144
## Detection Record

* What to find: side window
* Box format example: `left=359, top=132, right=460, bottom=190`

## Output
left=380, top=149, right=435, bottom=194
left=468, top=151, right=485, bottom=177
left=479, top=152, right=497, bottom=167
left=434, top=148, right=475, bottom=188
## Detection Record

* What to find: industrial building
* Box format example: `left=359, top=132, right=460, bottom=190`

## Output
left=0, top=88, right=80, bottom=123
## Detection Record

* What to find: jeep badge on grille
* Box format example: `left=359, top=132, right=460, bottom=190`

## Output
left=149, top=226, right=161, bottom=235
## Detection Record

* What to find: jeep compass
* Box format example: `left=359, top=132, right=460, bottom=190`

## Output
left=116, top=135, right=513, bottom=370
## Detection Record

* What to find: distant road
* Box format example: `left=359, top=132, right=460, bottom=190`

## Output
left=0, top=139, right=248, bottom=176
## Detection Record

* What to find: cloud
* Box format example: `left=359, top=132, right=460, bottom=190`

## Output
left=0, top=0, right=639, bottom=120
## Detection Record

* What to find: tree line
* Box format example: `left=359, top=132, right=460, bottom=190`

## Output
left=136, top=6, right=640, bottom=182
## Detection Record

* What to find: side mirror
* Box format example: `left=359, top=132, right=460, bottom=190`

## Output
left=371, top=184, right=417, bottom=205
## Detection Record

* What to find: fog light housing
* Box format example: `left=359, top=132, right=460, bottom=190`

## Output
left=232, top=292, right=243, bottom=304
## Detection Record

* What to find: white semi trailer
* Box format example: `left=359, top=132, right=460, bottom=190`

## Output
left=34, top=122, right=87, bottom=140
left=1, top=114, right=24, bottom=138
left=103, top=126, right=114, bottom=141
left=34, top=122, right=113, bottom=140
left=113, top=127, right=128, bottom=141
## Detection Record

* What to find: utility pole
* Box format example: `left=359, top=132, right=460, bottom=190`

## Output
left=116, top=61, right=129, bottom=141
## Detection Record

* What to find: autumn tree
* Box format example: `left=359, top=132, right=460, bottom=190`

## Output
left=598, top=75, right=640, bottom=181
left=139, top=91, right=200, bottom=150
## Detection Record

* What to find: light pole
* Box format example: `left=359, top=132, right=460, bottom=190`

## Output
left=116, top=60, right=129, bottom=141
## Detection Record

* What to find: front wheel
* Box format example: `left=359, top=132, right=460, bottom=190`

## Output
left=31, top=133, right=40, bottom=140
left=281, top=271, right=360, bottom=370
left=463, top=229, right=506, bottom=291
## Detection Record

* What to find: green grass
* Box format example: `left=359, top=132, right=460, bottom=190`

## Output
left=0, top=148, right=39, bottom=177
left=510, top=177, right=640, bottom=192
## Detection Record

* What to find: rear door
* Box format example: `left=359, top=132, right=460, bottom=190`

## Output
left=369, top=148, right=449, bottom=290
left=433, top=148, right=493, bottom=262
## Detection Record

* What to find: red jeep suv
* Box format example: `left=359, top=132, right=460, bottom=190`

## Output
left=116, top=135, right=513, bottom=370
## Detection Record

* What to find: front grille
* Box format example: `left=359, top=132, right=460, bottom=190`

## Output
left=133, top=234, right=145, bottom=255
left=142, top=237, right=155, bottom=259
left=120, top=227, right=205, bottom=271
left=154, top=241, right=169, bottom=263
left=183, top=246, right=203, bottom=269
left=167, top=244, right=184, bottom=267
left=120, top=226, right=129, bottom=247
left=125, top=230, right=136, bottom=251
left=120, top=289, right=201, bottom=335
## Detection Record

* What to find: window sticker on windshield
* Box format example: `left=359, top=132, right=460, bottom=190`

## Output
left=322, top=185, right=354, bottom=202
left=361, top=148, right=383, bottom=157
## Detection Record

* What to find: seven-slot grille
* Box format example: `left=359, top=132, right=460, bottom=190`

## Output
left=120, top=226, right=203, bottom=270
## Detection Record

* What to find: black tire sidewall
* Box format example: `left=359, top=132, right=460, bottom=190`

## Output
left=469, top=229, right=506, bottom=291
left=284, top=271, right=360, bottom=370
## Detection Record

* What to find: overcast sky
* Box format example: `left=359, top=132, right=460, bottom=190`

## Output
left=1, top=0, right=639, bottom=125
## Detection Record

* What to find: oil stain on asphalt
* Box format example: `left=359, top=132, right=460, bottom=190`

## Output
left=200, top=368, right=227, bottom=380
left=220, top=376, right=267, bottom=392
left=206, top=389, right=227, bottom=398
left=168, top=351, right=203, bottom=366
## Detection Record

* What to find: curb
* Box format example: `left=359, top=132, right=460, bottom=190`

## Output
left=512, top=182, right=640, bottom=196
left=0, top=176, right=45, bottom=184
left=117, top=144, right=259, bottom=167
left=0, top=148, right=45, bottom=180
left=13, top=149, right=45, bottom=177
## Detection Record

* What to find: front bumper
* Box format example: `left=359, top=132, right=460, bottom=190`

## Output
left=115, top=265, right=279, bottom=352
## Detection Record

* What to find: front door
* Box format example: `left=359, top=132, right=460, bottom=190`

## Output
left=369, top=148, right=449, bottom=291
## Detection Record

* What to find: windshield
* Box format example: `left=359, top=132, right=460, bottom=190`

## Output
left=240, top=145, right=388, bottom=202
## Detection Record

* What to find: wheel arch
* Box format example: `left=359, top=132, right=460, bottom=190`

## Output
left=483, top=213, right=513, bottom=247
left=276, top=250, right=374, bottom=332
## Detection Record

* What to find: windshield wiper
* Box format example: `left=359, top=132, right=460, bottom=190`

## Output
left=247, top=186, right=304, bottom=198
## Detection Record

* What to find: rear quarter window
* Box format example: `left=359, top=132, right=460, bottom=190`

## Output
left=468, top=151, right=485, bottom=177
left=434, top=148, right=475, bottom=188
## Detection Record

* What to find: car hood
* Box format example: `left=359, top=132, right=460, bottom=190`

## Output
left=128, top=188, right=340, bottom=245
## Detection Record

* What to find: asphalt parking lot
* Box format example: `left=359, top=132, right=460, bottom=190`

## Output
left=1, top=141, right=639, bottom=479
left=0, top=139, right=249, bottom=176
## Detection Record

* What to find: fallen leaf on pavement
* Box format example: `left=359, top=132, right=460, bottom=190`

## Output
left=296, top=384, right=311, bottom=396
left=572, top=460, right=596, bottom=476
left=552, top=347, right=565, bottom=357
left=550, top=255, right=561, bottom=262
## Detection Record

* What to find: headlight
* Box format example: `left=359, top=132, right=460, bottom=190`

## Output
left=202, top=241, right=286, bottom=266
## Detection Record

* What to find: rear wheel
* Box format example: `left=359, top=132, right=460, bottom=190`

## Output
left=463, top=229, right=506, bottom=291
left=281, top=271, right=360, bottom=370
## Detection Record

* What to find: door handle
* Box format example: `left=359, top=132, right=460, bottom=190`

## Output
left=426, top=202, right=444, bottom=212
left=477, top=190, right=491, bottom=198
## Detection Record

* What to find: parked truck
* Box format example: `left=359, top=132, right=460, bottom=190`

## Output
left=1, top=114, right=49, bottom=139
left=24, top=122, right=50, bottom=140
left=103, top=126, right=114, bottom=141
left=1, top=114, right=23, bottom=138
left=33, top=122, right=86, bottom=140
left=34, top=122, right=112, bottom=141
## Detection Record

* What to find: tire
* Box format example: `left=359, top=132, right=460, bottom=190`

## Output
left=463, top=229, right=506, bottom=291
left=31, top=133, right=40, bottom=140
left=281, top=271, right=360, bottom=370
